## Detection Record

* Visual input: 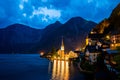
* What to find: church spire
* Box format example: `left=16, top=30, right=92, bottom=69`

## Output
left=61, top=36, right=64, bottom=50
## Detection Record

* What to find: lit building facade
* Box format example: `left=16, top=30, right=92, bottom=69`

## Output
left=85, top=46, right=100, bottom=64
left=110, top=34, right=120, bottom=50
left=85, top=34, right=103, bottom=64
left=57, top=38, right=78, bottom=60
left=57, top=38, right=66, bottom=60
left=60, top=38, right=65, bottom=59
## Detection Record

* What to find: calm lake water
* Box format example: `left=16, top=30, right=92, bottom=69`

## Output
left=0, top=54, right=85, bottom=80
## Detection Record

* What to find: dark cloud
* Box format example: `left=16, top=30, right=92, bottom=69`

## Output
left=0, top=0, right=119, bottom=29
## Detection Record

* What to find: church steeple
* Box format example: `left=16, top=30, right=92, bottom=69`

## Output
left=61, top=36, right=64, bottom=50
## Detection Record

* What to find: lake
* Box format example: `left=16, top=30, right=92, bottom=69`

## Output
left=0, top=54, right=85, bottom=80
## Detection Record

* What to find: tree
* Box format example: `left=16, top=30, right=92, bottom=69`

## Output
left=51, top=47, right=59, bottom=58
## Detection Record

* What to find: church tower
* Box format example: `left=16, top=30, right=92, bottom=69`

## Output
left=61, top=37, right=64, bottom=50
left=60, top=37, right=64, bottom=59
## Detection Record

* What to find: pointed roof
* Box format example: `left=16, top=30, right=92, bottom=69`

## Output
left=61, top=36, right=64, bottom=50
left=61, top=36, right=64, bottom=46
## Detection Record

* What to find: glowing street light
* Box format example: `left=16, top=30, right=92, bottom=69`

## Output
left=40, top=52, right=44, bottom=56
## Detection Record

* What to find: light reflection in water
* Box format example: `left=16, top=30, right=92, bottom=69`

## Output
left=50, top=60, right=69, bottom=80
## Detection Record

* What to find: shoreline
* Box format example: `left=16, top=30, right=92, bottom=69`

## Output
left=77, top=62, right=94, bottom=74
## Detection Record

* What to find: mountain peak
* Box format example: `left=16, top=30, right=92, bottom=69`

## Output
left=0, top=16, right=97, bottom=53
left=5, top=23, right=38, bottom=30
left=109, top=3, right=120, bottom=20
left=44, top=21, right=62, bottom=30
left=92, top=3, right=120, bottom=34
left=6, top=23, right=28, bottom=29
left=68, top=17, right=85, bottom=22
left=65, top=17, right=86, bottom=25
left=54, top=21, right=61, bottom=24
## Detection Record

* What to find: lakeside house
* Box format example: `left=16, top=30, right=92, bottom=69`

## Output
left=84, top=31, right=120, bottom=76
left=101, top=33, right=120, bottom=65
left=85, top=33, right=103, bottom=64
left=110, top=34, right=120, bottom=50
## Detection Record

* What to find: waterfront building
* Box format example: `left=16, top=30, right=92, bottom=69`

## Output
left=57, top=37, right=78, bottom=60
left=110, top=34, right=120, bottom=50
left=85, top=45, right=100, bottom=64
left=85, top=33, right=103, bottom=64
left=57, top=37, right=65, bottom=60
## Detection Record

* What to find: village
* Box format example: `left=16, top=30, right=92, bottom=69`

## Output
left=40, top=25, right=120, bottom=79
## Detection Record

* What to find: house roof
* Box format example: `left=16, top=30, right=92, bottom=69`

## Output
left=85, top=45, right=100, bottom=53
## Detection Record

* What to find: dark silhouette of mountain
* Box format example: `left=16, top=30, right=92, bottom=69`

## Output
left=93, top=3, right=120, bottom=35
left=1, top=3, right=119, bottom=53
left=109, top=3, right=120, bottom=34
left=34, top=17, right=97, bottom=53
left=0, top=17, right=97, bottom=53
left=42, top=21, right=63, bottom=37
left=0, top=23, right=42, bottom=53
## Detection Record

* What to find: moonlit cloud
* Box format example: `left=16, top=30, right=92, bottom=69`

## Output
left=23, top=0, right=28, bottom=3
left=0, top=0, right=119, bottom=29
left=19, top=4, right=24, bottom=10
left=42, top=17, right=48, bottom=22
left=23, top=13, right=27, bottom=17
left=32, top=7, right=61, bottom=20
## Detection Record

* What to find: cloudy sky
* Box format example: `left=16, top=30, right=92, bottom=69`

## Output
left=0, top=0, right=119, bottom=29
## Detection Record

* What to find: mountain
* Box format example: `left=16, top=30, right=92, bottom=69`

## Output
left=109, top=3, right=120, bottom=33
left=0, top=17, right=97, bottom=53
left=93, top=3, right=120, bottom=35
left=42, top=21, right=63, bottom=37
left=0, top=23, right=42, bottom=53
left=34, top=17, right=97, bottom=53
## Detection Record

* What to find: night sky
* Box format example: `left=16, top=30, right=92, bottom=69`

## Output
left=0, top=0, right=119, bottom=29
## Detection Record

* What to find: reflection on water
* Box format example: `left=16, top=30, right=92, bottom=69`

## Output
left=0, top=54, right=85, bottom=80
left=49, top=60, right=69, bottom=80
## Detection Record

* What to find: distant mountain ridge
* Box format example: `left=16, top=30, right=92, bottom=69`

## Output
left=0, top=24, right=42, bottom=53
left=93, top=3, right=120, bottom=34
left=0, top=17, right=97, bottom=53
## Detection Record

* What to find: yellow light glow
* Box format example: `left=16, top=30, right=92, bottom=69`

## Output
left=60, top=61, right=64, bottom=80
left=56, top=60, right=60, bottom=79
left=52, top=60, right=56, bottom=79
left=106, top=35, right=110, bottom=39
left=40, top=52, right=44, bottom=56
left=112, top=61, right=116, bottom=65
left=64, top=61, right=69, bottom=80
left=58, top=57, right=60, bottom=59
left=65, top=56, right=69, bottom=60
left=61, top=47, right=64, bottom=50
left=111, top=44, right=114, bottom=47
left=82, top=47, right=85, bottom=50
left=51, top=60, right=69, bottom=80
left=53, top=56, right=56, bottom=59
left=117, top=43, right=120, bottom=46
left=90, top=31, right=94, bottom=34
left=86, top=38, right=89, bottom=45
